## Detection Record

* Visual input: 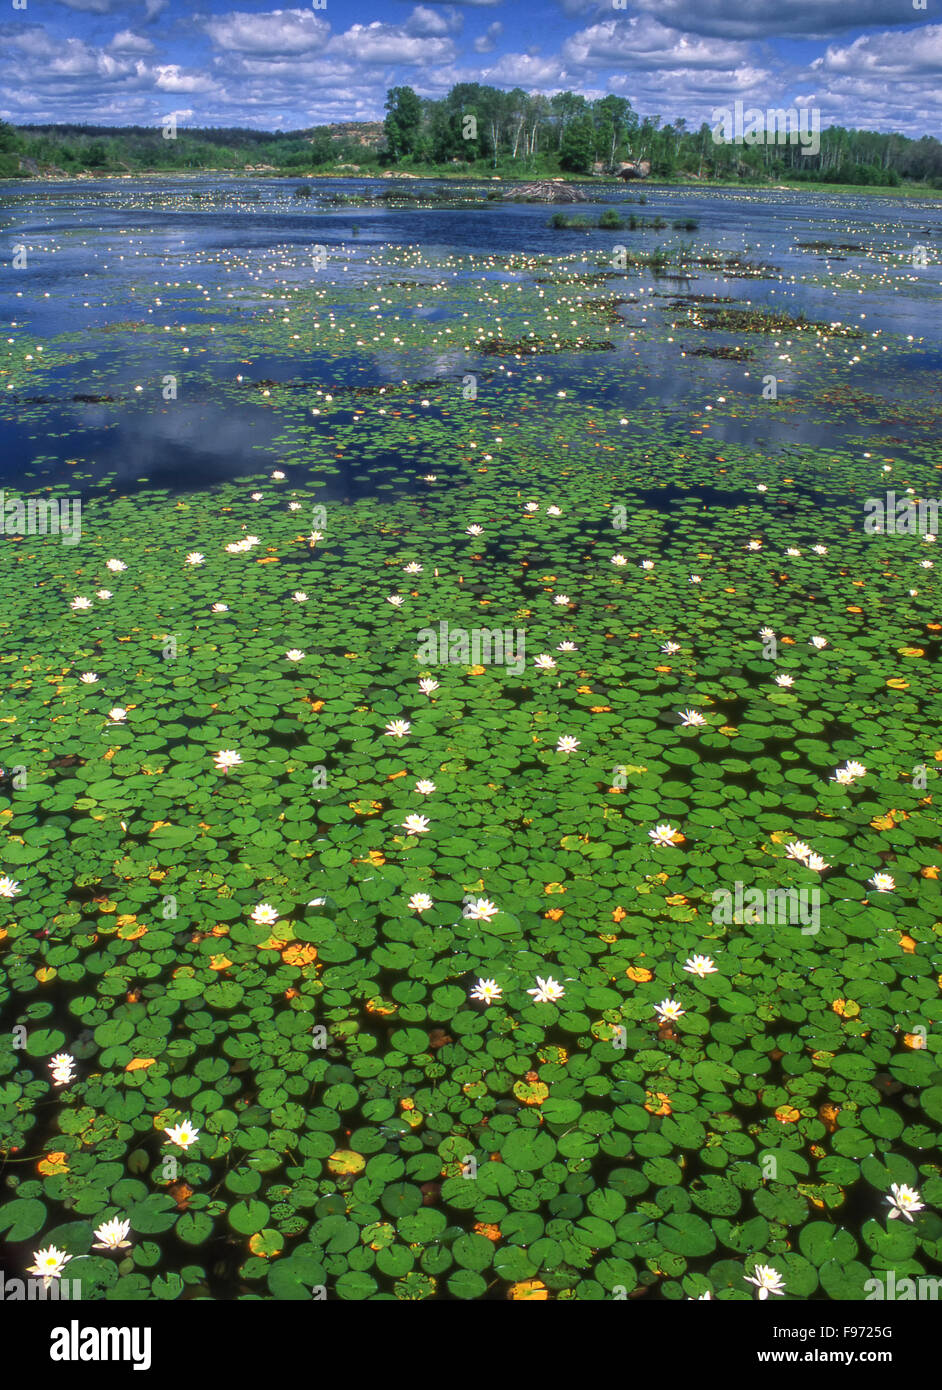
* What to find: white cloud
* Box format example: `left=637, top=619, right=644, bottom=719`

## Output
left=479, top=51, right=570, bottom=86
left=152, top=63, right=218, bottom=93
left=474, top=21, right=502, bottom=53
left=204, top=9, right=330, bottom=55
left=327, top=23, right=456, bottom=65
left=110, top=29, right=156, bottom=55
left=626, top=0, right=925, bottom=40
left=54, top=0, right=124, bottom=12
left=813, top=23, right=942, bottom=77
left=562, top=17, right=751, bottom=71
left=406, top=5, right=462, bottom=37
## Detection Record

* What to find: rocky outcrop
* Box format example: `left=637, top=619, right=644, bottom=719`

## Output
left=17, top=156, right=70, bottom=179
left=617, top=160, right=651, bottom=180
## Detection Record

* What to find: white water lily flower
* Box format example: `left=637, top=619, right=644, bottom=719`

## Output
left=868, top=872, right=895, bottom=892
left=93, top=1217, right=132, bottom=1251
left=285, top=649, right=306, bottom=662
left=0, top=875, right=21, bottom=899
left=96, top=589, right=113, bottom=600
left=463, top=898, right=499, bottom=921
left=106, top=559, right=127, bottom=573
left=533, top=654, right=557, bottom=671
left=527, top=976, right=565, bottom=1003
left=746, top=1264, right=785, bottom=1299
left=786, top=547, right=801, bottom=556
left=556, top=735, right=580, bottom=753
left=774, top=674, right=794, bottom=687
left=27, top=1246, right=72, bottom=1289
left=611, top=553, right=628, bottom=566
left=553, top=594, right=570, bottom=605
left=293, top=591, right=308, bottom=602
left=759, top=626, right=775, bottom=640
left=785, top=841, right=812, bottom=863
left=404, top=562, right=423, bottom=574
left=654, top=998, right=686, bottom=1022
left=547, top=506, right=562, bottom=516
left=401, top=814, right=430, bottom=835
left=213, top=749, right=242, bottom=772
left=212, top=603, right=229, bottom=612
left=747, top=539, right=762, bottom=550
left=557, top=641, right=578, bottom=651
left=649, top=823, right=679, bottom=847
left=524, top=502, right=539, bottom=512
left=164, top=1120, right=200, bottom=1150
left=470, top=978, right=503, bottom=1005
left=831, top=767, right=855, bottom=784
left=250, top=903, right=280, bottom=925
left=272, top=470, right=285, bottom=480
left=811, top=545, right=828, bottom=555
left=415, top=779, right=436, bottom=794
left=640, top=560, right=654, bottom=570
left=408, top=893, right=434, bottom=913
left=419, top=678, right=439, bottom=696
left=466, top=524, right=484, bottom=537
left=684, top=955, right=717, bottom=978
left=810, top=636, right=828, bottom=649
left=690, top=574, right=702, bottom=584
left=806, top=853, right=830, bottom=872
left=887, top=1183, right=924, bottom=1222
left=70, top=596, right=92, bottom=610
left=309, top=531, right=323, bottom=543
left=387, top=595, right=405, bottom=607
left=186, top=552, right=205, bottom=565
left=845, top=761, right=866, bottom=777
left=678, top=709, right=705, bottom=728
left=384, top=719, right=411, bottom=738
left=107, top=707, right=128, bottom=723
left=661, top=641, right=681, bottom=655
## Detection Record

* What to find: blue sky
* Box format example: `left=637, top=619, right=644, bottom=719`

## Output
left=0, top=0, right=939, bottom=135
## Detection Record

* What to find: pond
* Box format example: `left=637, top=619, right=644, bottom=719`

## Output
left=0, top=175, right=941, bottom=1304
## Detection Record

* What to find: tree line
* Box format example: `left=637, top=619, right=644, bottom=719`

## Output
left=1, top=92, right=940, bottom=187
left=383, top=85, right=942, bottom=186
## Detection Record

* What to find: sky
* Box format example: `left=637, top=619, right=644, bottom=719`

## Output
left=0, top=0, right=939, bottom=137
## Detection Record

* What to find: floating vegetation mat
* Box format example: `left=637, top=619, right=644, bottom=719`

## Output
left=1, top=192, right=941, bottom=1302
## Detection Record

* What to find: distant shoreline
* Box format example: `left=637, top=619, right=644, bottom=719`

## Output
left=2, top=169, right=941, bottom=200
